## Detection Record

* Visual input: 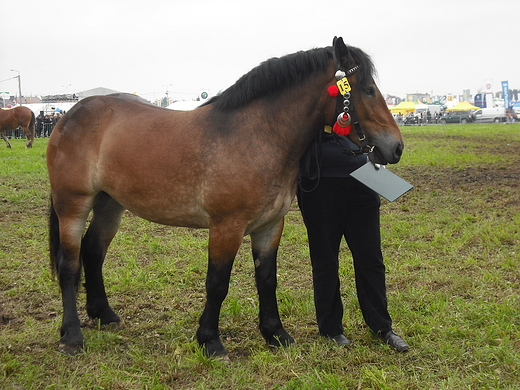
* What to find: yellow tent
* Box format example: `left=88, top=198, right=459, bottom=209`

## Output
left=389, top=101, right=416, bottom=114
left=446, top=101, right=480, bottom=111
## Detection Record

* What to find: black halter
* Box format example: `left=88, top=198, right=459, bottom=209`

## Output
left=298, top=59, right=374, bottom=193
left=331, top=58, right=374, bottom=156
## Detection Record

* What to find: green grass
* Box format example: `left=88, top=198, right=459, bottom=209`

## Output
left=1, top=123, right=519, bottom=389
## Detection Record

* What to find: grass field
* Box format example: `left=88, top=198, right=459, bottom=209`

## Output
left=1, top=124, right=519, bottom=389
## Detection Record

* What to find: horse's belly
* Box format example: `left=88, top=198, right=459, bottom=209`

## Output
left=122, top=198, right=210, bottom=229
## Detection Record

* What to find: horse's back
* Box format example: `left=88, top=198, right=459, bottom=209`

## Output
left=50, top=93, right=191, bottom=146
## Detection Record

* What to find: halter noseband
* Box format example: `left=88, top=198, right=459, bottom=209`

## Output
left=330, top=59, right=374, bottom=156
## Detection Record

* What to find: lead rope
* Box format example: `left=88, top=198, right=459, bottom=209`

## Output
left=298, top=130, right=323, bottom=193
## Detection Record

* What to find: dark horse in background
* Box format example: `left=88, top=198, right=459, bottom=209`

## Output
left=0, top=106, right=35, bottom=148
left=47, top=37, right=404, bottom=360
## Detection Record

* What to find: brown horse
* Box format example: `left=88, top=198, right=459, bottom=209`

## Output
left=0, top=106, right=36, bottom=148
left=47, top=37, right=404, bottom=359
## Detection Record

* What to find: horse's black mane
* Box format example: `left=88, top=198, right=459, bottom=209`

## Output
left=204, top=44, right=375, bottom=111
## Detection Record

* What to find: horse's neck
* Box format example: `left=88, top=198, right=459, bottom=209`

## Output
left=256, top=84, right=329, bottom=157
left=206, top=69, right=333, bottom=168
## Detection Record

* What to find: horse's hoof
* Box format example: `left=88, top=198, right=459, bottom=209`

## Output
left=202, top=343, right=229, bottom=361
left=215, top=354, right=232, bottom=364
left=100, top=322, right=123, bottom=331
left=58, top=343, right=84, bottom=356
left=87, top=305, right=120, bottom=326
left=267, top=333, right=295, bottom=348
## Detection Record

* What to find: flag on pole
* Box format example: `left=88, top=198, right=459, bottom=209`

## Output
left=502, top=81, right=510, bottom=109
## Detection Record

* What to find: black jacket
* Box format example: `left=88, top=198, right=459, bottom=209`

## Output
left=299, top=132, right=367, bottom=179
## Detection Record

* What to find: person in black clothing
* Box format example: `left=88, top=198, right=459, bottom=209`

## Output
left=297, top=131, right=409, bottom=352
left=36, top=114, right=43, bottom=138
left=43, top=115, right=52, bottom=137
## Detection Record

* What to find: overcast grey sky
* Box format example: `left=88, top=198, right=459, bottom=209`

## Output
left=1, top=0, right=518, bottom=101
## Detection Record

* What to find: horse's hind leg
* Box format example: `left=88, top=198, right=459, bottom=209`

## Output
left=52, top=195, right=93, bottom=354
left=82, top=192, right=125, bottom=325
left=251, top=218, right=294, bottom=348
left=22, top=125, right=34, bottom=148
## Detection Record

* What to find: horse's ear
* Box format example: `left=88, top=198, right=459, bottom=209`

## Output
left=333, top=36, right=350, bottom=65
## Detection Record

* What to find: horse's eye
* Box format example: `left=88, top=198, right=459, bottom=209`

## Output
left=366, top=86, right=376, bottom=96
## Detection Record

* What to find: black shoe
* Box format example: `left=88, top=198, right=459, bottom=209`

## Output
left=326, top=334, right=352, bottom=346
left=379, top=330, right=409, bottom=352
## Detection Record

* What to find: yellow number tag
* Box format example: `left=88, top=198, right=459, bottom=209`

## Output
left=336, top=77, right=351, bottom=95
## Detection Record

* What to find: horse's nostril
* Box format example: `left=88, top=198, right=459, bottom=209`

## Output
left=396, top=142, right=404, bottom=157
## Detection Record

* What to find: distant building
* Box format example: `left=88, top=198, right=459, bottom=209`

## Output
left=406, top=93, right=430, bottom=103
left=19, top=87, right=124, bottom=115
left=0, top=94, right=42, bottom=108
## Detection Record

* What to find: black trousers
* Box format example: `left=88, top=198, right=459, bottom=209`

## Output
left=297, top=177, right=392, bottom=336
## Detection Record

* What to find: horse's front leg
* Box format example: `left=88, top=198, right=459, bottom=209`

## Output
left=251, top=218, right=294, bottom=348
left=196, top=225, right=242, bottom=358
left=1, top=131, right=12, bottom=148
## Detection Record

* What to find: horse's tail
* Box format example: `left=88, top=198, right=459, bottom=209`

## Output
left=49, top=196, right=60, bottom=277
left=29, top=110, right=35, bottom=133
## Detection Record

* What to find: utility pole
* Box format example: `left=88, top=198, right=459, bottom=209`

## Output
left=11, top=69, right=22, bottom=105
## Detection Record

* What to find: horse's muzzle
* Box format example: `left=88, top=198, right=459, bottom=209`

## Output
left=370, top=140, right=404, bottom=165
